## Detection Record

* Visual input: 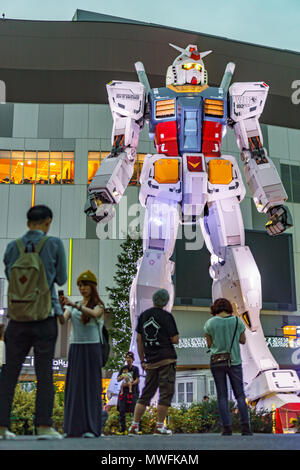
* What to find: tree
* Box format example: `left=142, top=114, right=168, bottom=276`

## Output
left=105, top=235, right=143, bottom=371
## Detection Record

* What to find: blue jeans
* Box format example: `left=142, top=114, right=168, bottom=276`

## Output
left=211, top=364, right=249, bottom=427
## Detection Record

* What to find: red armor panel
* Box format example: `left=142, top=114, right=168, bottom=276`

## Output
left=187, top=156, right=203, bottom=172
left=202, top=120, right=222, bottom=157
left=155, top=121, right=179, bottom=156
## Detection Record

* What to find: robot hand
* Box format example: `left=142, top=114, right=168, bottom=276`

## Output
left=265, top=205, right=293, bottom=236
left=84, top=193, right=116, bottom=224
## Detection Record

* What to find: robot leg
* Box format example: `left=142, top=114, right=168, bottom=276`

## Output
left=129, top=196, right=180, bottom=362
left=200, top=196, right=279, bottom=386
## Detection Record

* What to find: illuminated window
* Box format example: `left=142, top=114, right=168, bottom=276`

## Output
left=0, top=150, right=10, bottom=184
left=36, top=152, right=49, bottom=184
left=62, top=152, right=74, bottom=184
left=49, top=152, right=62, bottom=184
left=0, top=150, right=74, bottom=184
left=24, top=151, right=36, bottom=183
left=88, top=151, right=100, bottom=184
left=11, top=151, right=24, bottom=184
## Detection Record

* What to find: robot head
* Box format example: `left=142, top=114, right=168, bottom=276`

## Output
left=166, top=43, right=212, bottom=86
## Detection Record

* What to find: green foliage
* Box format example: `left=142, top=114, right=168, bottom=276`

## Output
left=105, top=235, right=143, bottom=372
left=168, top=401, right=221, bottom=434
left=249, top=407, right=273, bottom=433
left=11, top=385, right=36, bottom=435
left=10, top=384, right=64, bottom=435
left=103, top=405, right=157, bottom=435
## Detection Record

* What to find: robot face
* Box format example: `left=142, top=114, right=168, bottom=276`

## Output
left=166, top=43, right=212, bottom=87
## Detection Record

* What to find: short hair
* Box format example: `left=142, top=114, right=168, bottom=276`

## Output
left=210, top=298, right=233, bottom=316
left=27, top=205, right=53, bottom=223
left=153, top=289, right=169, bottom=308
left=125, top=351, right=134, bottom=360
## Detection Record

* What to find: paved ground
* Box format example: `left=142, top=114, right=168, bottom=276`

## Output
left=1, top=433, right=300, bottom=452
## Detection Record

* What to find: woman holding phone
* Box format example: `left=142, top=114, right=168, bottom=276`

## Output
left=59, top=270, right=105, bottom=438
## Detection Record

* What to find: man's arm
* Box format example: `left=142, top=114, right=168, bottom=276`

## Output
left=171, top=334, right=179, bottom=344
left=205, top=334, right=213, bottom=349
left=137, top=333, right=145, bottom=365
left=239, top=331, right=246, bottom=344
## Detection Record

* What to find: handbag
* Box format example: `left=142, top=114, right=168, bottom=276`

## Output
left=210, top=317, right=238, bottom=368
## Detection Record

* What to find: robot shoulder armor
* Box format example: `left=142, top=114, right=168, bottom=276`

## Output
left=229, top=81, right=269, bottom=122
left=106, top=80, right=146, bottom=120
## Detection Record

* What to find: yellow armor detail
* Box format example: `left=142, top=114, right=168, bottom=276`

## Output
left=154, top=159, right=180, bottom=184
left=208, top=159, right=232, bottom=184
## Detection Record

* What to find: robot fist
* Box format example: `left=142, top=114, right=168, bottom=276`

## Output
left=84, top=193, right=116, bottom=224
left=265, top=205, right=293, bottom=236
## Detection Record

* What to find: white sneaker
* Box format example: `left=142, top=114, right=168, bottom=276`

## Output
left=0, top=428, right=16, bottom=440
left=153, top=425, right=172, bottom=436
left=82, top=432, right=96, bottom=438
left=36, top=427, right=63, bottom=440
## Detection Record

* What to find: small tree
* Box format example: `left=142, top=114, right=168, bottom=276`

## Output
left=105, top=234, right=143, bottom=372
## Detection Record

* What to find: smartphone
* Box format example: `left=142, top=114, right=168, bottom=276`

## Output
left=58, top=290, right=64, bottom=297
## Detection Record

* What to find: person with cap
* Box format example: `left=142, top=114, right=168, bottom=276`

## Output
left=59, top=270, right=106, bottom=438
left=116, top=351, right=140, bottom=435
left=128, top=288, right=179, bottom=436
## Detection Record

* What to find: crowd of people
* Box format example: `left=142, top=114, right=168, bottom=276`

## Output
left=0, top=204, right=252, bottom=440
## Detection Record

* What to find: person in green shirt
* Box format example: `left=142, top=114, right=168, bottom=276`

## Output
left=204, top=298, right=252, bottom=436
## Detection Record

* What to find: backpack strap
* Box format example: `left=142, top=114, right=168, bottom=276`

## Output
left=35, top=236, right=50, bottom=254
left=15, top=238, right=25, bottom=254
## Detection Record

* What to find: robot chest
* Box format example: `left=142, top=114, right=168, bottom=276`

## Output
left=150, top=95, right=226, bottom=157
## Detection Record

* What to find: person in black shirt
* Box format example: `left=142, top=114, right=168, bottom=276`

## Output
left=116, top=351, right=139, bottom=434
left=128, top=289, right=179, bottom=436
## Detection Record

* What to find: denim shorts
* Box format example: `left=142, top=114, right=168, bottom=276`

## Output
left=137, top=362, right=176, bottom=407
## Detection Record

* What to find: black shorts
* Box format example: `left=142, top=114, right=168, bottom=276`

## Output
left=137, top=362, right=176, bottom=407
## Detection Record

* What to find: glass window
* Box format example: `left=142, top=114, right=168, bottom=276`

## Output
left=24, top=151, right=36, bottom=184
left=36, top=151, right=49, bottom=184
left=186, top=382, right=194, bottom=403
left=62, top=151, right=74, bottom=184
left=177, top=383, right=185, bottom=403
left=88, top=151, right=100, bottom=184
left=137, top=153, right=146, bottom=183
left=49, top=152, right=62, bottom=184
left=11, top=151, right=24, bottom=184
left=0, top=150, right=10, bottom=184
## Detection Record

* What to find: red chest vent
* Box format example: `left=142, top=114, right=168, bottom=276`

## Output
left=155, top=121, right=178, bottom=156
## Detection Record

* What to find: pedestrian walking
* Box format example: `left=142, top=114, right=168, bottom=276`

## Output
left=204, top=298, right=252, bottom=436
left=116, top=351, right=140, bottom=435
left=128, top=288, right=179, bottom=436
left=0, top=205, right=67, bottom=440
left=59, top=270, right=105, bottom=438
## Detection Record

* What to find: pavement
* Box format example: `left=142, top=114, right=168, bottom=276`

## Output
left=1, top=433, right=300, bottom=453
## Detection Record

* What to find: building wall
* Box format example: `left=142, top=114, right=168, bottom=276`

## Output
left=0, top=102, right=300, bottom=381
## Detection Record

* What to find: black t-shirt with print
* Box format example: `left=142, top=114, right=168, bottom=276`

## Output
left=136, top=307, right=179, bottom=363
left=118, top=365, right=140, bottom=395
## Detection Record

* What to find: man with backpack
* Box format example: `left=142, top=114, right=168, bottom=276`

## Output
left=0, top=205, right=67, bottom=440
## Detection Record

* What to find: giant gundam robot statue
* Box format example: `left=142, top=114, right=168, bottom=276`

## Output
left=85, top=43, right=300, bottom=412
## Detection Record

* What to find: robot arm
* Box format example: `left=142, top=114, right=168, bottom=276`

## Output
left=229, top=82, right=293, bottom=235
left=85, top=79, right=146, bottom=223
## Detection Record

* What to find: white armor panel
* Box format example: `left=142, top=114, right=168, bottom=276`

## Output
left=244, top=156, right=287, bottom=212
left=229, top=81, right=269, bottom=122
left=107, top=80, right=145, bottom=121
left=139, top=154, right=182, bottom=207
left=206, top=155, right=246, bottom=203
